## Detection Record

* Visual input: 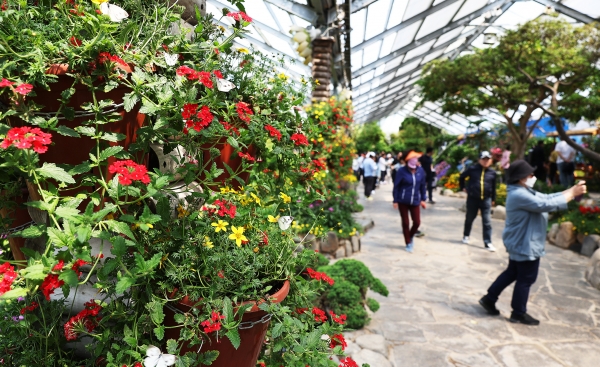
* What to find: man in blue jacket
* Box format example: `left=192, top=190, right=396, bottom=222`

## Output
left=459, top=151, right=497, bottom=251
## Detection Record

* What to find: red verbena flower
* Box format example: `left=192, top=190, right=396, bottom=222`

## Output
left=215, top=199, right=237, bottom=219
left=238, top=152, right=256, bottom=162
left=72, top=259, right=90, bottom=278
left=108, top=160, right=151, bottom=186
left=329, top=333, right=347, bottom=350
left=0, top=262, right=18, bottom=296
left=339, top=357, right=358, bottom=367
left=291, top=133, right=309, bottom=146
left=176, top=65, right=195, bottom=77
left=53, top=260, right=65, bottom=271
left=264, top=125, right=282, bottom=141
left=217, top=270, right=225, bottom=279
left=295, top=307, right=308, bottom=315
left=14, top=83, right=33, bottom=96
left=184, top=105, right=214, bottom=133
left=201, top=311, right=225, bottom=333
left=213, top=70, right=223, bottom=79
left=0, top=78, right=14, bottom=87
left=1, top=126, right=52, bottom=154
left=69, top=36, right=82, bottom=47
left=64, top=300, right=103, bottom=341
left=197, top=71, right=213, bottom=89
left=329, top=310, right=347, bottom=325
left=41, top=274, right=65, bottom=301
left=306, top=268, right=334, bottom=285
left=227, top=11, right=252, bottom=22
left=20, top=301, right=39, bottom=315
left=312, top=307, right=327, bottom=323
left=236, top=102, right=253, bottom=123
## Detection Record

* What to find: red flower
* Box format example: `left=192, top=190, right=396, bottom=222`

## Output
left=264, top=125, right=282, bottom=141
left=1, top=126, right=52, bottom=154
left=258, top=363, right=266, bottom=367
left=41, top=274, right=65, bottom=301
left=133, top=363, right=143, bottom=367
left=329, top=310, right=346, bottom=325
left=227, top=11, right=252, bottom=22
left=108, top=160, right=151, bottom=186
left=20, top=301, right=39, bottom=315
left=339, top=357, right=358, bottom=367
left=201, top=311, right=225, bottom=333
left=184, top=105, right=214, bottom=133
left=14, top=83, right=33, bottom=96
left=312, top=307, right=327, bottom=323
left=236, top=102, right=253, bottom=123
left=329, top=334, right=347, bottom=350
left=215, top=200, right=237, bottom=219
left=0, top=262, right=18, bottom=296
left=306, top=268, right=334, bottom=285
left=291, top=133, right=309, bottom=146
left=98, top=52, right=128, bottom=68
left=69, top=36, right=82, bottom=47
left=214, top=70, right=224, bottom=79
left=217, top=270, right=225, bottom=279
left=64, top=300, right=103, bottom=341
left=176, top=65, right=195, bottom=77
left=295, top=307, right=308, bottom=315
left=238, top=152, right=256, bottom=162
left=0, top=78, right=14, bottom=87
left=72, top=259, right=90, bottom=278
left=197, top=71, right=213, bottom=89
left=53, top=260, right=65, bottom=271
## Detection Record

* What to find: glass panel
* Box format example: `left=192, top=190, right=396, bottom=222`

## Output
left=291, top=15, right=311, bottom=28
left=564, top=0, right=600, bottom=18
left=404, top=39, right=435, bottom=60
left=403, top=0, right=433, bottom=21
left=452, top=0, right=488, bottom=21
left=351, top=50, right=364, bottom=70
left=391, top=20, right=422, bottom=51
left=433, top=26, right=465, bottom=47
left=269, top=5, right=294, bottom=32
left=379, top=33, right=397, bottom=58
left=395, top=57, right=422, bottom=77
left=361, top=70, right=376, bottom=84
left=493, top=2, right=546, bottom=30
left=240, top=0, right=280, bottom=29
left=387, top=0, right=410, bottom=29
left=379, top=72, right=396, bottom=85
left=365, top=0, right=392, bottom=40
left=415, top=1, right=464, bottom=39
left=363, top=41, right=383, bottom=66
left=383, top=55, right=405, bottom=73
left=351, top=9, right=368, bottom=47
left=421, top=48, right=444, bottom=64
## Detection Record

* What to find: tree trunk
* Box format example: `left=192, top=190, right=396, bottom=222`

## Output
left=512, top=137, right=527, bottom=160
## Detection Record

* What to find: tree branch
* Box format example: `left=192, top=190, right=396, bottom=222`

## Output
left=553, top=116, right=600, bottom=162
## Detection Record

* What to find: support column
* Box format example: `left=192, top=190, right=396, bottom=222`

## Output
left=312, top=37, right=334, bottom=101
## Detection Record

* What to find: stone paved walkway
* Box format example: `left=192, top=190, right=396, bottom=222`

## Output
left=344, top=182, right=600, bottom=367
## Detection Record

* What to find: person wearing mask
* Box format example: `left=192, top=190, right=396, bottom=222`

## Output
left=392, top=150, right=427, bottom=253
left=478, top=160, right=586, bottom=325
left=419, top=147, right=435, bottom=204
left=530, top=140, right=547, bottom=183
left=352, top=153, right=361, bottom=181
left=378, top=153, right=389, bottom=184
left=555, top=140, right=576, bottom=187
left=363, top=152, right=378, bottom=201
left=459, top=151, right=497, bottom=252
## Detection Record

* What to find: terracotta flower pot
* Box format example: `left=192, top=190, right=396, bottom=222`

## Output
left=163, top=280, right=290, bottom=367
left=0, top=187, right=31, bottom=262
left=200, top=137, right=256, bottom=189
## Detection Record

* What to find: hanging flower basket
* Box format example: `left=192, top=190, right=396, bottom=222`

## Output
left=200, top=137, right=257, bottom=188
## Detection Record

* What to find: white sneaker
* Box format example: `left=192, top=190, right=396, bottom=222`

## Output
left=367, top=197, right=374, bottom=201
left=485, top=243, right=497, bottom=252
left=462, top=236, right=470, bottom=244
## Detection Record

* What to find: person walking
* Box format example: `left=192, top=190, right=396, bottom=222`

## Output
left=419, top=147, right=435, bottom=204
left=363, top=152, right=378, bottom=201
left=555, top=140, right=576, bottom=187
left=390, top=152, right=403, bottom=184
left=378, top=153, right=388, bottom=184
left=478, top=160, right=586, bottom=325
left=459, top=151, right=497, bottom=252
left=352, top=153, right=361, bottom=181
left=392, top=150, right=427, bottom=253
left=530, top=140, right=547, bottom=183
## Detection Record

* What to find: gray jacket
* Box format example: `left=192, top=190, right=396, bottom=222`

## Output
left=502, top=185, right=567, bottom=261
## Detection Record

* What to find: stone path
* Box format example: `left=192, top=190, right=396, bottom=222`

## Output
left=344, top=182, right=600, bottom=367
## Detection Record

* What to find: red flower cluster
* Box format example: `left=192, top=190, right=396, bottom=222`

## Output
left=98, top=52, right=128, bottom=69
left=217, top=270, right=225, bottom=279
left=108, top=160, right=151, bottom=186
left=14, top=84, right=33, bottom=95
left=227, top=11, right=252, bottom=22
left=312, top=307, right=327, bottom=323
left=201, top=311, right=225, bottom=333
left=64, top=300, right=103, bottom=341
left=69, top=36, right=82, bottom=47
left=329, top=333, right=347, bottom=350
left=1, top=126, right=52, bottom=153
left=238, top=152, right=256, bottom=162
left=312, top=159, right=326, bottom=171
left=0, top=262, right=17, bottom=296
left=306, top=268, right=334, bottom=286
left=338, top=357, right=358, bottom=367
left=329, top=310, right=347, bottom=325
left=264, top=125, right=282, bottom=141
left=214, top=70, right=224, bottom=79
left=20, top=301, right=39, bottom=315
left=220, top=121, right=240, bottom=136
left=236, top=102, right=253, bottom=123
left=214, top=199, right=237, bottom=219
left=181, top=104, right=214, bottom=134
left=295, top=307, right=308, bottom=315
left=41, top=274, right=65, bottom=301
left=72, top=259, right=90, bottom=278
left=53, top=260, right=65, bottom=271
left=291, top=133, right=309, bottom=146
left=176, top=66, right=214, bottom=88
left=261, top=233, right=269, bottom=246
left=579, top=206, right=600, bottom=215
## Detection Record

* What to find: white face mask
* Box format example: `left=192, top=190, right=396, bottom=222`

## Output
left=525, top=176, right=537, bottom=188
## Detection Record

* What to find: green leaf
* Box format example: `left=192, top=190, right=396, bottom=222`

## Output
left=38, top=163, right=75, bottom=184
left=139, top=99, right=158, bottom=115
left=47, top=227, right=72, bottom=247
left=154, top=326, right=165, bottom=340
left=69, top=162, right=91, bottom=175
left=110, top=236, right=127, bottom=258
left=0, top=288, right=28, bottom=299
left=59, top=269, right=79, bottom=287
left=124, top=336, right=137, bottom=348
left=16, top=224, right=45, bottom=238
left=271, top=322, right=283, bottom=339
left=265, top=138, right=274, bottom=152
left=75, top=126, right=97, bottom=137
left=154, top=116, right=168, bottom=130
left=115, top=276, right=135, bottom=294
left=101, top=132, right=125, bottom=142
left=104, top=220, right=136, bottom=240
left=123, top=93, right=140, bottom=112
left=145, top=253, right=162, bottom=271
left=55, top=206, right=81, bottom=221
left=199, top=350, right=219, bottom=365
left=261, top=109, right=271, bottom=115
left=99, top=146, right=124, bottom=162
left=22, top=264, right=46, bottom=280
left=56, top=125, right=80, bottom=137
left=226, top=328, right=241, bottom=350
left=147, top=301, right=165, bottom=325
left=223, top=297, right=234, bottom=324
left=166, top=339, right=178, bottom=354
left=226, top=136, right=239, bottom=150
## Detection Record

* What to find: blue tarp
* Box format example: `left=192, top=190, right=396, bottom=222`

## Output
left=528, top=117, right=568, bottom=137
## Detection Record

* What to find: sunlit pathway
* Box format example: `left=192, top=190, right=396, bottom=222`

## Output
left=345, top=181, right=600, bottom=367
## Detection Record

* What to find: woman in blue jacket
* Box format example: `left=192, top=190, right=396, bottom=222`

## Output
left=479, top=160, right=586, bottom=325
left=392, top=150, right=427, bottom=253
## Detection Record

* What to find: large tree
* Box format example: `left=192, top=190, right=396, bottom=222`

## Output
left=418, top=18, right=600, bottom=161
left=355, top=121, right=390, bottom=153
left=389, top=116, right=446, bottom=153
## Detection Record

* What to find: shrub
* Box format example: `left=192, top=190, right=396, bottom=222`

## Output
left=366, top=298, right=380, bottom=312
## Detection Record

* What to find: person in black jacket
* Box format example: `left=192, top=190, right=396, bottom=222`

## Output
left=459, top=151, right=497, bottom=251
left=419, top=147, right=435, bottom=204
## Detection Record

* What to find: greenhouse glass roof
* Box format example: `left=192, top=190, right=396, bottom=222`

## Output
left=205, top=0, right=599, bottom=134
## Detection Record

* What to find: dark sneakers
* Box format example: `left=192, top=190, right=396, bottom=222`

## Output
left=479, top=296, right=500, bottom=316
left=509, top=312, right=540, bottom=325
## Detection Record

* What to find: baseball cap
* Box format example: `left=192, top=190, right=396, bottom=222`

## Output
left=480, top=151, right=492, bottom=159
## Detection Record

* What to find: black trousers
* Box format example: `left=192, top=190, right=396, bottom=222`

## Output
left=363, top=176, right=376, bottom=198
left=426, top=176, right=434, bottom=202
left=486, top=258, right=540, bottom=316
left=463, top=197, right=492, bottom=244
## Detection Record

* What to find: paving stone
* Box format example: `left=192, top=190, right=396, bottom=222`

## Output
left=491, top=344, right=563, bottom=367
left=419, top=324, right=488, bottom=353
left=533, top=293, right=593, bottom=312
left=344, top=339, right=361, bottom=356
left=447, top=352, right=502, bottom=367
left=376, top=304, right=435, bottom=323
left=492, top=205, right=506, bottom=220
left=586, top=248, right=600, bottom=290
left=463, top=318, right=515, bottom=342
left=509, top=322, right=594, bottom=341
left=352, top=349, right=392, bottom=367
left=545, top=309, right=595, bottom=328
left=355, top=334, right=386, bottom=356
left=382, top=322, right=426, bottom=343
left=393, top=344, right=450, bottom=367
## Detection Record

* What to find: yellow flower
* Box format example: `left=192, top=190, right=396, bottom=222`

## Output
left=253, top=247, right=259, bottom=253
left=300, top=77, right=308, bottom=85
left=315, top=79, right=320, bottom=85
left=278, top=73, right=289, bottom=81
left=91, top=0, right=109, bottom=4
left=251, top=193, right=261, bottom=205
left=268, top=215, right=280, bottom=223
left=177, top=205, right=190, bottom=218
left=280, top=192, right=291, bottom=204
left=236, top=47, right=250, bottom=54
left=203, top=236, right=214, bottom=249
left=212, top=220, right=229, bottom=232
left=146, top=223, right=154, bottom=229
left=229, top=226, right=248, bottom=247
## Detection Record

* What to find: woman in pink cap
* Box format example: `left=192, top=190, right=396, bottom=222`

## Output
left=392, top=150, right=427, bottom=252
